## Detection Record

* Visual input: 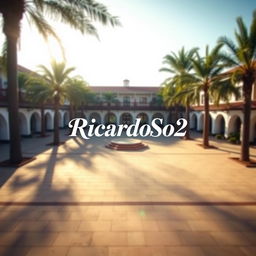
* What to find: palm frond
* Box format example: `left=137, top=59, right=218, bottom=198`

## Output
left=60, top=0, right=121, bottom=27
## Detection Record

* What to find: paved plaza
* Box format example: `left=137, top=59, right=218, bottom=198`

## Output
left=0, top=131, right=256, bottom=255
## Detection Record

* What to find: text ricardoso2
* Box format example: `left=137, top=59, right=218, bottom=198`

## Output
left=68, top=118, right=188, bottom=140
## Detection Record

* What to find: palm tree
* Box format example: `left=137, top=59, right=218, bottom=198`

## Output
left=159, top=82, right=181, bottom=126
left=25, top=76, right=53, bottom=137
left=218, top=11, right=256, bottom=162
left=65, top=77, right=90, bottom=119
left=160, top=47, right=198, bottom=139
left=181, top=44, right=229, bottom=147
left=172, top=84, right=200, bottom=139
left=0, top=0, right=120, bottom=164
left=38, top=60, right=75, bottom=145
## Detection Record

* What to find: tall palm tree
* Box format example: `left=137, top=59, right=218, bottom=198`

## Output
left=25, top=76, right=53, bottom=137
left=38, top=60, right=75, bottom=145
left=159, top=82, right=180, bottom=125
left=65, top=77, right=89, bottom=119
left=0, top=0, right=120, bottom=164
left=160, top=47, right=198, bottom=139
left=218, top=10, right=256, bottom=162
left=172, top=84, right=200, bottom=139
left=182, top=45, right=227, bottom=147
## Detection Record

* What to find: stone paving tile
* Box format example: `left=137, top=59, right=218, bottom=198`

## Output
left=0, top=220, right=18, bottom=232
left=67, top=247, right=108, bottom=256
left=78, top=221, right=111, bottom=231
left=53, top=232, right=92, bottom=246
left=210, top=232, right=252, bottom=246
left=201, top=246, right=247, bottom=256
left=144, top=231, right=181, bottom=246
left=111, top=220, right=143, bottom=231
left=0, top=246, right=30, bottom=256
left=0, top=210, right=43, bottom=221
left=92, top=232, right=128, bottom=246
left=13, top=220, right=49, bottom=232
left=46, top=221, right=81, bottom=232
left=109, top=246, right=167, bottom=256
left=165, top=246, right=205, bottom=256
left=39, top=211, right=71, bottom=221
left=240, top=246, right=256, bottom=256
left=0, top=232, right=58, bottom=246
left=243, top=232, right=256, bottom=245
left=127, top=232, right=145, bottom=246
left=26, top=246, right=69, bottom=256
left=188, top=220, right=253, bottom=232
left=141, top=220, right=159, bottom=231
left=68, top=212, right=98, bottom=221
left=157, top=220, right=191, bottom=231
left=98, top=210, right=127, bottom=221
left=178, top=231, right=217, bottom=246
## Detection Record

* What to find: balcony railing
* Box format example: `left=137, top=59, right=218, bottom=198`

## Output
left=84, top=102, right=167, bottom=111
left=0, top=89, right=169, bottom=111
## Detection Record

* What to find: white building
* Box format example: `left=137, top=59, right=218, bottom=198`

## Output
left=1, top=65, right=256, bottom=144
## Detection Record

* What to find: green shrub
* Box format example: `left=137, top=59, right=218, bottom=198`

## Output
left=228, top=136, right=238, bottom=144
left=216, top=134, right=224, bottom=140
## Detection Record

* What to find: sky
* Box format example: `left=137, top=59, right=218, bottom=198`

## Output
left=0, top=0, right=255, bottom=86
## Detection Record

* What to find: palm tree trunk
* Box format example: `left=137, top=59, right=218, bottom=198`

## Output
left=40, top=105, right=46, bottom=137
left=74, top=106, right=77, bottom=118
left=174, top=104, right=178, bottom=122
left=80, top=105, right=84, bottom=118
left=53, top=95, right=60, bottom=145
left=2, top=5, right=24, bottom=163
left=241, top=81, right=253, bottom=161
left=203, top=87, right=209, bottom=147
left=70, top=104, right=74, bottom=120
left=184, top=100, right=190, bottom=140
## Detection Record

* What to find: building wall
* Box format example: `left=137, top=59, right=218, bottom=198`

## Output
left=190, top=109, right=256, bottom=143
left=0, top=107, right=69, bottom=141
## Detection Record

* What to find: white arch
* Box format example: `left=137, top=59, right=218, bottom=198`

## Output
left=120, top=112, right=133, bottom=125
left=227, top=114, right=242, bottom=136
left=104, top=112, right=117, bottom=124
left=198, top=112, right=213, bottom=133
left=190, top=112, right=198, bottom=130
left=213, top=114, right=226, bottom=135
left=89, top=112, right=102, bottom=124
left=152, top=112, right=164, bottom=125
left=19, top=111, right=30, bottom=135
left=0, top=113, right=9, bottom=140
left=45, top=111, right=54, bottom=130
left=58, top=111, right=64, bottom=128
left=249, top=114, right=256, bottom=143
left=136, top=112, right=149, bottom=124
left=30, top=111, right=41, bottom=133
left=198, top=112, right=204, bottom=131
left=63, top=111, right=70, bottom=126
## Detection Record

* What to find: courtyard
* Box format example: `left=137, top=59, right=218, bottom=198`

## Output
left=0, top=131, right=256, bottom=256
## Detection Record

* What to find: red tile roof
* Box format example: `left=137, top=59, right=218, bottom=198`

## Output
left=89, top=86, right=161, bottom=93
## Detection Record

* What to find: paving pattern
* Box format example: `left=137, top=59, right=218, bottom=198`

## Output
left=0, top=131, right=256, bottom=255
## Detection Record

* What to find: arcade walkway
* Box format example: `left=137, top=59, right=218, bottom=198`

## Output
left=0, top=131, right=256, bottom=256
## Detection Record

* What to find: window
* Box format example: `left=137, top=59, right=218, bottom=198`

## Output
left=139, top=97, right=147, bottom=104
left=123, top=96, right=130, bottom=106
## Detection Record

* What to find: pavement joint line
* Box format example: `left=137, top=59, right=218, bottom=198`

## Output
left=1, top=201, right=256, bottom=206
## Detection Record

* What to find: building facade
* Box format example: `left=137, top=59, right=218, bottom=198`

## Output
left=190, top=85, right=256, bottom=143
left=1, top=66, right=256, bottom=143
